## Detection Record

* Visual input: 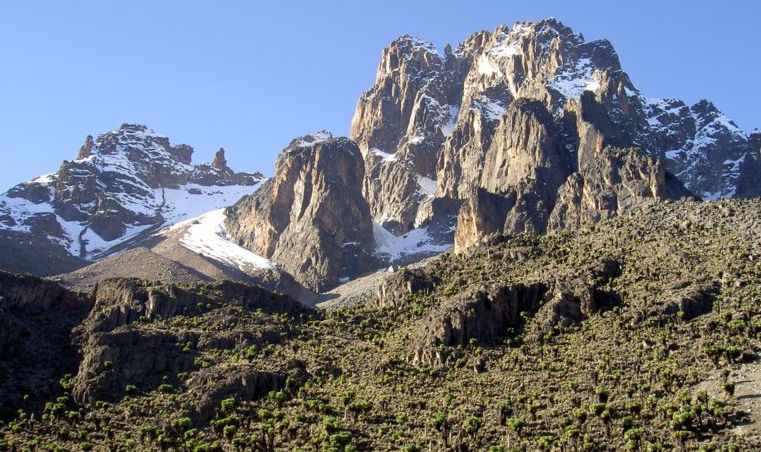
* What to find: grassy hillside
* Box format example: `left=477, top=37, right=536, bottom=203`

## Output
left=1, top=200, right=760, bottom=451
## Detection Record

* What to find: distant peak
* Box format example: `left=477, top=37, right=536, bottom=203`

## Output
left=692, top=99, right=718, bottom=112
left=111, top=123, right=166, bottom=140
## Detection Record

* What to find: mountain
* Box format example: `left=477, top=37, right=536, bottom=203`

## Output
left=349, top=19, right=758, bottom=243
left=0, top=124, right=263, bottom=275
left=1, top=17, right=761, bottom=450
left=1, top=18, right=758, bottom=292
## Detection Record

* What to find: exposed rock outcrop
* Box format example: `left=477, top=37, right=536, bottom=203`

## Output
left=411, top=283, right=548, bottom=367
left=180, top=362, right=308, bottom=423
left=454, top=188, right=514, bottom=253
left=638, top=282, right=720, bottom=323
left=409, top=257, right=624, bottom=367
left=736, top=133, right=761, bottom=198
left=73, top=328, right=194, bottom=405
left=211, top=147, right=228, bottom=170
left=350, top=34, right=468, bottom=235
left=371, top=268, right=439, bottom=310
left=539, top=258, right=622, bottom=327
left=548, top=93, right=696, bottom=230
left=79, top=278, right=306, bottom=335
left=454, top=93, right=694, bottom=252
left=225, top=133, right=377, bottom=291
left=70, top=278, right=309, bottom=404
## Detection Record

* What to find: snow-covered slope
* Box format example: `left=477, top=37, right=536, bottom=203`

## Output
left=642, top=98, right=751, bottom=199
left=166, top=208, right=276, bottom=273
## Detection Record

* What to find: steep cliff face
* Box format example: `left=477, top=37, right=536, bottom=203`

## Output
left=348, top=18, right=757, bottom=256
left=225, top=133, right=377, bottom=291
left=350, top=35, right=466, bottom=233
left=0, top=272, right=91, bottom=418
left=350, top=35, right=465, bottom=177
left=547, top=93, right=695, bottom=231
left=453, top=93, right=693, bottom=252
left=736, top=133, right=761, bottom=198
left=0, top=124, right=263, bottom=275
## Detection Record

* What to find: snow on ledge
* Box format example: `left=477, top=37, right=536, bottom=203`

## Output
left=370, top=148, right=398, bottom=163
left=294, top=131, right=333, bottom=148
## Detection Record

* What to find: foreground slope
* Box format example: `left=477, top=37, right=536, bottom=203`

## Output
left=1, top=199, right=759, bottom=450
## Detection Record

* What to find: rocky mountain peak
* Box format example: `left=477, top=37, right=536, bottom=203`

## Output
left=348, top=17, right=756, bottom=246
left=226, top=134, right=376, bottom=291
left=285, top=131, right=334, bottom=151
left=89, top=123, right=194, bottom=168
left=380, top=35, right=442, bottom=75
left=690, top=100, right=741, bottom=132
left=0, top=125, right=263, bottom=271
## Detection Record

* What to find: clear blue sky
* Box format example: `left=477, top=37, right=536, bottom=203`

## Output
left=1, top=1, right=759, bottom=190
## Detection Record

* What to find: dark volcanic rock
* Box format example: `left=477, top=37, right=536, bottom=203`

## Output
left=72, top=327, right=193, bottom=404
left=736, top=133, right=761, bottom=198
left=0, top=272, right=91, bottom=418
left=371, top=268, right=440, bottom=309
left=639, top=282, right=720, bottom=324
left=540, top=258, right=622, bottom=327
left=80, top=278, right=306, bottom=335
left=70, top=278, right=309, bottom=404
left=411, top=283, right=547, bottom=366
left=180, top=361, right=308, bottom=423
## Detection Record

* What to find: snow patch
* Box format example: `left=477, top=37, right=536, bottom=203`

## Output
left=409, top=135, right=425, bottom=145
left=162, top=182, right=263, bottom=227
left=373, top=222, right=450, bottom=261
left=370, top=148, right=398, bottom=163
left=473, top=98, right=506, bottom=121
left=178, top=209, right=275, bottom=272
left=294, top=131, right=332, bottom=148
left=476, top=53, right=502, bottom=77
left=441, top=105, right=459, bottom=137
left=417, top=176, right=436, bottom=198
left=549, top=58, right=601, bottom=99
left=398, top=35, right=439, bottom=57
left=32, top=173, right=56, bottom=185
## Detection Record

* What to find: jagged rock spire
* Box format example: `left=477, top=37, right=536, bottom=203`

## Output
left=77, top=135, right=94, bottom=160
left=212, top=148, right=228, bottom=170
